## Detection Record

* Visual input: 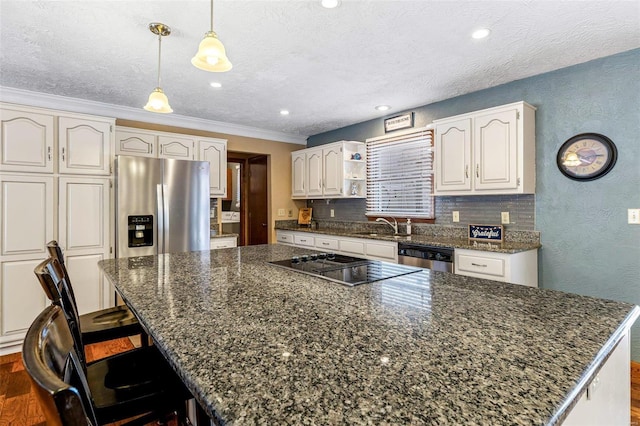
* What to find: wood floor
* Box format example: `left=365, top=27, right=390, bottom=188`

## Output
left=3, top=342, right=640, bottom=425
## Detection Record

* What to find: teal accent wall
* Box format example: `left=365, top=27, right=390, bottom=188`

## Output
left=308, top=48, right=640, bottom=360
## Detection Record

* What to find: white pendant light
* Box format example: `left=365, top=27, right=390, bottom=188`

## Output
left=144, top=23, right=173, bottom=113
left=192, top=0, right=232, bottom=72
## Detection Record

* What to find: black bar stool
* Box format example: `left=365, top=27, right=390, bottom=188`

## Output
left=23, top=304, right=191, bottom=425
left=46, top=240, right=148, bottom=347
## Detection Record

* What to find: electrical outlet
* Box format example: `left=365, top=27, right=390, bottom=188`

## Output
left=501, top=212, right=510, bottom=225
left=330, top=209, right=335, bottom=218
left=278, top=208, right=285, bottom=217
left=629, top=209, right=640, bottom=224
left=288, top=209, right=293, bottom=217
left=452, top=211, right=459, bottom=222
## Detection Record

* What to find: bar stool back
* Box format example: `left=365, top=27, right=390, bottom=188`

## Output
left=46, top=240, right=147, bottom=346
left=23, top=304, right=190, bottom=425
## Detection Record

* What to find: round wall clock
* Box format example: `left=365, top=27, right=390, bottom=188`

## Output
left=556, top=133, right=617, bottom=181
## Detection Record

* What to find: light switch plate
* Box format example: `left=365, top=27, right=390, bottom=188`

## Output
left=330, top=209, right=335, bottom=218
left=452, top=211, right=459, bottom=222
left=501, top=212, right=510, bottom=224
left=629, top=209, right=640, bottom=224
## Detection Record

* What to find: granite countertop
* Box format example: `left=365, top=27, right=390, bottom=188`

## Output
left=99, top=245, right=638, bottom=425
left=275, top=224, right=541, bottom=254
left=211, top=233, right=238, bottom=240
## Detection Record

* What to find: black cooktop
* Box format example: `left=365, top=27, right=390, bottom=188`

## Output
left=269, top=253, right=422, bottom=286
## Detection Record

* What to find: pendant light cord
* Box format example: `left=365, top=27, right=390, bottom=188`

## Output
left=210, top=0, right=214, bottom=31
left=157, top=33, right=162, bottom=87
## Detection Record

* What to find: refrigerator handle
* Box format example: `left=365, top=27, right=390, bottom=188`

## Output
left=157, top=184, right=164, bottom=254
left=162, top=184, right=169, bottom=251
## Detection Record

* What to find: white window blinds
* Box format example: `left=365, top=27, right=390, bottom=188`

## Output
left=366, top=127, right=434, bottom=219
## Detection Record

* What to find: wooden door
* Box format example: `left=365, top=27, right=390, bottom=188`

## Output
left=248, top=156, right=268, bottom=246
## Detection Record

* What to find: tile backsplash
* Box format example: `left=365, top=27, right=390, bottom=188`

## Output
left=308, top=194, right=535, bottom=231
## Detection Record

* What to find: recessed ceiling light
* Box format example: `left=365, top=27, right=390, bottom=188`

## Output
left=375, top=105, right=391, bottom=111
left=209, top=82, right=222, bottom=88
left=280, top=110, right=290, bottom=115
left=471, top=28, right=491, bottom=39
left=320, top=0, right=341, bottom=8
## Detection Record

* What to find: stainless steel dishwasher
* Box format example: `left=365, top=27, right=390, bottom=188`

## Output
left=397, top=242, right=454, bottom=273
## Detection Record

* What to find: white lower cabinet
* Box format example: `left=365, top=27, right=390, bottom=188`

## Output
left=0, top=174, right=111, bottom=354
left=275, top=231, right=397, bottom=263
left=562, top=332, right=630, bottom=425
left=454, top=248, right=538, bottom=287
left=210, top=236, right=237, bottom=249
left=58, top=177, right=111, bottom=315
left=1, top=258, right=48, bottom=338
left=276, top=230, right=294, bottom=246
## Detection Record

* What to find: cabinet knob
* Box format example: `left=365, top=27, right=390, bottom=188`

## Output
left=476, top=164, right=479, bottom=178
left=61, top=147, right=65, bottom=161
left=465, top=165, right=469, bottom=178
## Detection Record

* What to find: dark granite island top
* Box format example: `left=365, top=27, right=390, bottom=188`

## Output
left=99, top=245, right=638, bottom=425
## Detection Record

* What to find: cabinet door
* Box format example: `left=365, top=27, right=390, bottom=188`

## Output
left=59, top=117, right=112, bottom=175
left=0, top=175, right=54, bottom=258
left=58, top=177, right=110, bottom=314
left=158, top=135, right=195, bottom=160
left=435, top=118, right=472, bottom=193
left=322, top=145, right=342, bottom=196
left=473, top=109, right=518, bottom=190
left=0, top=108, right=54, bottom=173
left=197, top=139, right=227, bottom=197
left=115, top=129, right=156, bottom=157
left=1, top=258, right=48, bottom=336
left=306, top=149, right=323, bottom=197
left=291, top=152, right=306, bottom=198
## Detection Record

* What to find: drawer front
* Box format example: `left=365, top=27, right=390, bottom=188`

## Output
left=294, top=234, right=315, bottom=247
left=315, top=237, right=339, bottom=250
left=210, top=238, right=237, bottom=249
left=366, top=242, right=396, bottom=261
left=340, top=239, right=365, bottom=256
left=457, top=254, right=505, bottom=278
left=276, top=232, right=294, bottom=244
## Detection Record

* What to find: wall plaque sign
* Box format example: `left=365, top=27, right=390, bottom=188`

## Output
left=384, top=112, right=414, bottom=133
left=468, top=224, right=504, bottom=242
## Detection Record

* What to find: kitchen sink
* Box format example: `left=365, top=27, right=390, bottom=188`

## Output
left=351, top=232, right=411, bottom=239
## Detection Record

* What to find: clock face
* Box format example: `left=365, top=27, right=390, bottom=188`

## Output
left=556, top=133, right=617, bottom=181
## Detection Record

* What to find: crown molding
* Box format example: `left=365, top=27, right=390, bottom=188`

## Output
left=0, top=86, right=307, bottom=145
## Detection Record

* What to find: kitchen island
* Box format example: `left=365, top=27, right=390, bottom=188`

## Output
left=99, top=245, right=638, bottom=425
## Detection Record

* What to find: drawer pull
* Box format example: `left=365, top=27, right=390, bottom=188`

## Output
left=322, top=242, right=329, bottom=245
left=471, top=263, right=487, bottom=267
left=300, top=239, right=307, bottom=243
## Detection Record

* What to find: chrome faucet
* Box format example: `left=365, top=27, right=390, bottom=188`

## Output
left=375, top=217, right=398, bottom=234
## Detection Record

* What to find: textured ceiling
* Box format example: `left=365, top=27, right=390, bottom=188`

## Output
left=1, top=1, right=639, bottom=140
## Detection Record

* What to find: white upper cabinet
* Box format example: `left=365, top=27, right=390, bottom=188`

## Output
left=291, top=140, right=365, bottom=199
left=158, top=135, right=195, bottom=160
left=291, top=151, right=306, bottom=198
left=306, top=148, right=323, bottom=197
left=0, top=106, right=54, bottom=173
left=58, top=116, right=112, bottom=175
left=434, top=118, right=472, bottom=192
left=434, top=101, right=536, bottom=195
left=196, top=138, right=227, bottom=197
left=115, top=128, right=156, bottom=157
left=322, top=145, right=342, bottom=196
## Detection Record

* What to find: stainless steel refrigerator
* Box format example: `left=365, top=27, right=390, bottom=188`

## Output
left=115, top=155, right=210, bottom=258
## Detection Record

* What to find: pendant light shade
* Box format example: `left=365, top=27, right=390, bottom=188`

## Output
left=144, top=87, right=173, bottom=113
left=192, top=0, right=232, bottom=72
left=144, top=23, right=173, bottom=114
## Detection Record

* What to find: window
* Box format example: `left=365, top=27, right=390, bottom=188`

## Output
left=366, top=127, right=434, bottom=219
